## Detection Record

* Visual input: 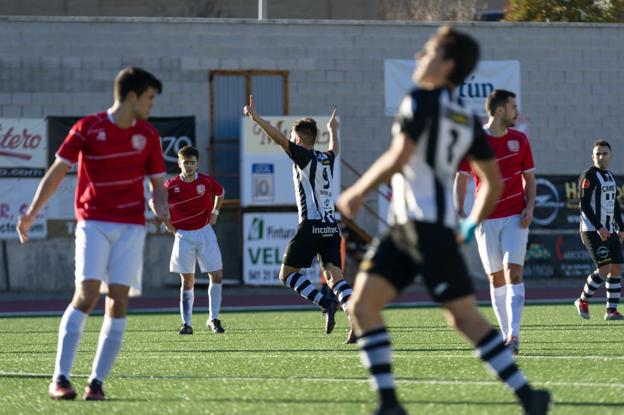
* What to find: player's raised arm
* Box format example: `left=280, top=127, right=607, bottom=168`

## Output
left=17, top=159, right=71, bottom=243
left=327, top=108, right=340, bottom=156
left=243, top=94, right=291, bottom=154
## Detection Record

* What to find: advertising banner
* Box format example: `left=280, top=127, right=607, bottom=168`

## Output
left=0, top=119, right=47, bottom=178
left=243, top=212, right=321, bottom=286
left=0, top=179, right=47, bottom=239
left=240, top=116, right=341, bottom=207
left=384, top=60, right=521, bottom=117
left=47, top=116, right=195, bottom=174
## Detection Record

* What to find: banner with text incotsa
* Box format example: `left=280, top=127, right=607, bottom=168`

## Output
left=240, top=116, right=341, bottom=207
left=47, top=116, right=196, bottom=174
left=243, top=212, right=321, bottom=286
left=384, top=60, right=521, bottom=117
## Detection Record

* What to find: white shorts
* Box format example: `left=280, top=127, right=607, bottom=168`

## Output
left=475, top=214, right=529, bottom=274
left=170, top=224, right=223, bottom=274
left=75, top=220, right=147, bottom=296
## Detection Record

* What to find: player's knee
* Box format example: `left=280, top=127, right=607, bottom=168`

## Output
left=180, top=274, right=195, bottom=289
left=351, top=296, right=373, bottom=323
left=209, top=270, right=223, bottom=283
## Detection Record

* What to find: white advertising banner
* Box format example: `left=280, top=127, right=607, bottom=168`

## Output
left=384, top=60, right=521, bottom=117
left=243, top=212, right=321, bottom=286
left=240, top=116, right=341, bottom=207
left=0, top=118, right=47, bottom=178
left=0, top=179, right=47, bottom=239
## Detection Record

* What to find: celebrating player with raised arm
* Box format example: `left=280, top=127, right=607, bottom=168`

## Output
left=244, top=97, right=355, bottom=342
left=337, top=26, right=550, bottom=415
left=17, top=67, right=167, bottom=401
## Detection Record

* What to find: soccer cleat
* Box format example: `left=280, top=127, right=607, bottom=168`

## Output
left=207, top=319, right=225, bottom=334
left=524, top=389, right=551, bottom=415
left=322, top=300, right=338, bottom=334
left=345, top=328, right=357, bottom=344
left=48, top=375, right=77, bottom=400
left=574, top=298, right=590, bottom=319
left=178, top=323, right=193, bottom=335
left=373, top=404, right=409, bottom=415
left=83, top=379, right=105, bottom=401
left=505, top=336, right=520, bottom=356
left=604, top=310, right=624, bottom=320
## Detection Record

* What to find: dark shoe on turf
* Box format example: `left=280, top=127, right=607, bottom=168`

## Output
left=345, top=328, right=357, bottom=344
left=207, top=319, right=225, bottom=334
left=524, top=389, right=551, bottom=415
left=83, top=379, right=105, bottom=401
left=179, top=323, right=193, bottom=335
left=505, top=335, right=520, bottom=356
left=373, top=404, right=408, bottom=415
left=604, top=310, right=624, bottom=320
left=322, top=300, right=338, bottom=334
left=48, top=375, right=77, bottom=400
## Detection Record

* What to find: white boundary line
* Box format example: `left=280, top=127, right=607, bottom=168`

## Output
left=0, top=371, right=622, bottom=389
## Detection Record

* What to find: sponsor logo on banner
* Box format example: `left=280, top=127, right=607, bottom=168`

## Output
left=243, top=212, right=319, bottom=285
left=533, top=178, right=566, bottom=226
left=0, top=179, right=47, bottom=239
left=0, top=119, right=47, bottom=177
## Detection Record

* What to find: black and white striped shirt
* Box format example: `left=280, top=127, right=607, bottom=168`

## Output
left=288, top=141, right=337, bottom=223
left=579, top=166, right=623, bottom=233
left=390, top=87, right=493, bottom=229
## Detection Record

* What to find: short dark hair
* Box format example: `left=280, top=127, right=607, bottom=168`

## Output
left=114, top=66, right=162, bottom=102
left=593, top=139, right=611, bottom=151
left=178, top=145, right=199, bottom=159
left=435, top=25, right=480, bottom=87
left=486, top=89, right=516, bottom=117
left=293, top=118, right=318, bottom=146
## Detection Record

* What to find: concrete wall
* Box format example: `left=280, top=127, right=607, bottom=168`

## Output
left=1, top=17, right=623, bottom=292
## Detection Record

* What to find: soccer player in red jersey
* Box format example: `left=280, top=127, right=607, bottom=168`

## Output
left=155, top=145, right=226, bottom=335
left=454, top=89, right=536, bottom=355
left=17, top=67, right=168, bottom=401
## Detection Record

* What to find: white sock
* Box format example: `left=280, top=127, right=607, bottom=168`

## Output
left=89, top=315, right=127, bottom=383
left=507, top=283, right=525, bottom=338
left=490, top=285, right=509, bottom=339
left=53, top=305, right=88, bottom=381
left=180, top=289, right=194, bottom=326
left=209, top=282, right=222, bottom=321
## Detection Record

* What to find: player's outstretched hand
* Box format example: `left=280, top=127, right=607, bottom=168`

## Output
left=16, top=213, right=36, bottom=243
left=243, top=94, right=256, bottom=119
left=336, top=187, right=364, bottom=218
left=327, top=108, right=339, bottom=132
left=597, top=227, right=610, bottom=241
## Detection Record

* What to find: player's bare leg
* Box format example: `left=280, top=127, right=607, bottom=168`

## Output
left=350, top=272, right=405, bottom=414
left=323, top=263, right=355, bottom=342
left=207, top=270, right=225, bottom=333
left=179, top=273, right=195, bottom=334
left=84, top=283, right=130, bottom=401
left=443, top=295, right=550, bottom=414
left=49, top=280, right=101, bottom=400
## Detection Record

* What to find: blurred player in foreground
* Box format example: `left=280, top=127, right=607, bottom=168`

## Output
left=337, top=26, right=550, bottom=415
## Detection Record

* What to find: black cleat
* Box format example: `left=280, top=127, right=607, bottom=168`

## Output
left=83, top=379, right=105, bottom=401
left=373, top=404, right=408, bottom=415
left=524, top=389, right=551, bottom=415
left=322, top=300, right=338, bottom=334
left=207, top=319, right=225, bottom=334
left=48, top=375, right=77, bottom=400
left=178, top=324, right=193, bottom=335
left=345, top=328, right=357, bottom=344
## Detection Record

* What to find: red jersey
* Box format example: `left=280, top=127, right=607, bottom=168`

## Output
left=166, top=173, right=224, bottom=231
left=56, top=112, right=166, bottom=225
left=458, top=128, right=535, bottom=219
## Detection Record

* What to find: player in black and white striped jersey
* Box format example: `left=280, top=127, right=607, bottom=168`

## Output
left=338, top=26, right=550, bottom=415
left=244, top=97, right=354, bottom=341
left=574, top=139, right=624, bottom=321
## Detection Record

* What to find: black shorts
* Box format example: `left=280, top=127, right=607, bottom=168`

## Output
left=580, top=231, right=623, bottom=267
left=283, top=220, right=342, bottom=269
left=360, top=221, right=474, bottom=303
